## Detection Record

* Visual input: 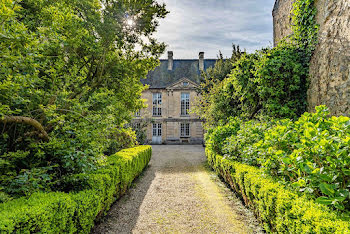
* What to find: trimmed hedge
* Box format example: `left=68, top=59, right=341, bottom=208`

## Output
left=206, top=147, right=350, bottom=233
left=0, top=145, right=152, bottom=233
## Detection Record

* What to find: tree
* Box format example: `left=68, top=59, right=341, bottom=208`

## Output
left=0, top=0, right=168, bottom=197
left=193, top=45, right=244, bottom=127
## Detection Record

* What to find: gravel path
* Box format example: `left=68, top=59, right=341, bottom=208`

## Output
left=92, top=145, right=263, bottom=234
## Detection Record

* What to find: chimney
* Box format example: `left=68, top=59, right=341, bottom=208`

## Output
left=168, top=51, right=173, bottom=71
left=199, top=52, right=204, bottom=71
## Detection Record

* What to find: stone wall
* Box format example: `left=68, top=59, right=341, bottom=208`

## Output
left=272, top=0, right=295, bottom=45
left=308, top=0, right=350, bottom=115
left=273, top=0, right=350, bottom=116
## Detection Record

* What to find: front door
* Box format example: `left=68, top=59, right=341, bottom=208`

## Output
left=152, top=123, right=162, bottom=144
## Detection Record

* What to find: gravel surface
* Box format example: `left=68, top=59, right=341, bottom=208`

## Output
left=92, top=145, right=264, bottom=234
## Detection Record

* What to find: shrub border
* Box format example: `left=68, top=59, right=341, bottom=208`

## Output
left=206, top=147, right=350, bottom=233
left=0, top=145, right=152, bottom=233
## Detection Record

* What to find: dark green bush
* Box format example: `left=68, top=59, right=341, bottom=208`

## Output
left=204, top=119, right=241, bottom=155
left=206, top=148, right=350, bottom=233
left=255, top=43, right=309, bottom=119
left=206, top=106, right=350, bottom=213
left=0, top=0, right=166, bottom=200
left=222, top=119, right=273, bottom=166
left=0, top=145, right=152, bottom=233
left=195, top=0, right=319, bottom=128
left=195, top=42, right=311, bottom=128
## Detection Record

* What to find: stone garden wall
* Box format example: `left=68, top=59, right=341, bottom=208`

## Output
left=273, top=0, right=350, bottom=116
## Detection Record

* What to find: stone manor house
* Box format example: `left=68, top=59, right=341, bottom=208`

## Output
left=134, top=52, right=216, bottom=144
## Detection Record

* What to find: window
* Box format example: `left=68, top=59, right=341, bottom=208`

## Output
left=181, top=93, right=190, bottom=116
left=152, top=123, right=162, bottom=136
left=183, top=82, right=189, bottom=86
left=153, top=93, right=162, bottom=116
left=180, top=123, right=190, bottom=137
left=135, top=110, right=141, bottom=117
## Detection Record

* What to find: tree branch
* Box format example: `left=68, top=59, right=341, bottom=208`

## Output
left=0, top=116, right=49, bottom=141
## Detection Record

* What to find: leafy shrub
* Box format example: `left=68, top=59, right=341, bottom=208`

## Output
left=255, top=43, right=309, bottom=119
left=195, top=0, right=319, bottom=127
left=0, top=192, right=12, bottom=203
left=222, top=119, right=273, bottom=166
left=205, top=118, right=241, bottom=155
left=207, top=106, right=350, bottom=213
left=0, top=0, right=166, bottom=198
left=206, top=147, right=350, bottom=233
left=196, top=42, right=311, bottom=127
left=256, top=106, right=350, bottom=212
left=0, top=145, right=152, bottom=233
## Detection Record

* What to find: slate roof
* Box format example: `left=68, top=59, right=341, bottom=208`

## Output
left=142, top=59, right=217, bottom=89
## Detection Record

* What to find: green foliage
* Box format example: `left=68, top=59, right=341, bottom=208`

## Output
left=193, top=46, right=244, bottom=127
left=255, top=43, right=309, bottom=118
left=206, top=147, right=350, bottom=233
left=199, top=43, right=310, bottom=127
left=292, top=0, right=319, bottom=53
left=0, top=192, right=76, bottom=233
left=0, top=145, right=152, bottom=233
left=132, top=119, right=153, bottom=145
left=197, top=45, right=309, bottom=126
left=196, top=0, right=319, bottom=127
left=206, top=106, right=350, bottom=214
left=223, top=119, right=273, bottom=166
left=199, top=45, right=244, bottom=94
left=0, top=0, right=167, bottom=198
left=204, top=119, right=241, bottom=155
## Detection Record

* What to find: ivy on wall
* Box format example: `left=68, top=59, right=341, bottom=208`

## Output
left=291, top=0, right=319, bottom=56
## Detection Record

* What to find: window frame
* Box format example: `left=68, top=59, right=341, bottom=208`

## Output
left=152, top=93, right=162, bottom=116
left=181, top=92, right=190, bottom=116
left=152, top=123, right=162, bottom=137
left=180, top=123, right=190, bottom=137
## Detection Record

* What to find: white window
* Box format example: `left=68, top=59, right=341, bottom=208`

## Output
left=135, top=110, right=141, bottom=117
left=181, top=93, right=190, bottom=116
left=153, top=123, right=162, bottom=136
left=153, top=93, right=162, bottom=116
left=180, top=123, right=190, bottom=137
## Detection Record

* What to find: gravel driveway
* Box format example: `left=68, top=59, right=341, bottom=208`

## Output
left=92, top=145, right=263, bottom=234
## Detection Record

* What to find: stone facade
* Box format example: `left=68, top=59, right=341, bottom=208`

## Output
left=273, top=0, right=350, bottom=116
left=308, top=0, right=350, bottom=115
left=272, top=0, right=295, bottom=46
left=135, top=79, right=204, bottom=144
left=135, top=52, right=216, bottom=144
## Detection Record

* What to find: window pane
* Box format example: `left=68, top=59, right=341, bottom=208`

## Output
left=181, top=93, right=190, bottom=116
left=153, top=124, right=156, bottom=136
left=180, top=123, right=190, bottom=137
left=153, top=93, right=162, bottom=116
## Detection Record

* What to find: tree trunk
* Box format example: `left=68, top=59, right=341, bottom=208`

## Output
left=0, top=116, right=49, bottom=141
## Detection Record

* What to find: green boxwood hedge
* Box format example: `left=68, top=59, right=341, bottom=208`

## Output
left=206, top=147, right=350, bottom=233
left=0, top=145, right=152, bottom=233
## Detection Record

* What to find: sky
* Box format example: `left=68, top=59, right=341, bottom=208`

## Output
left=154, top=0, right=276, bottom=59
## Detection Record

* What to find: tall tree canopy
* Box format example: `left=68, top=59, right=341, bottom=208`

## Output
left=0, top=0, right=168, bottom=198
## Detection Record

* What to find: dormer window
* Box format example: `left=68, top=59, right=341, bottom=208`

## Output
left=183, top=82, right=189, bottom=86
